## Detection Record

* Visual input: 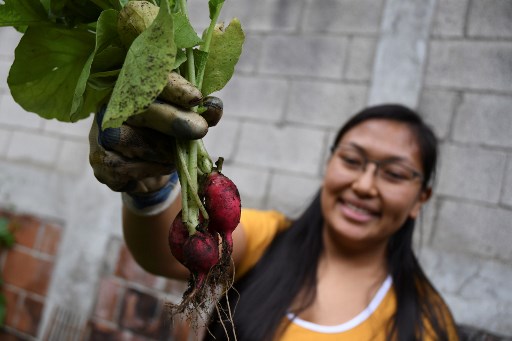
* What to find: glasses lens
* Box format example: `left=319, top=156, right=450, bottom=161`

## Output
left=380, top=162, right=418, bottom=183
left=338, top=148, right=365, bottom=170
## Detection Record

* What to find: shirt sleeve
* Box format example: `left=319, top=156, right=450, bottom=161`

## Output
left=235, top=208, right=291, bottom=280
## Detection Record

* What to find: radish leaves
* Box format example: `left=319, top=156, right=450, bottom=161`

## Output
left=0, top=0, right=47, bottom=26
left=201, top=18, right=244, bottom=96
left=7, top=26, right=96, bottom=121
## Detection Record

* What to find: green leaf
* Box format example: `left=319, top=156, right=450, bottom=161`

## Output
left=71, top=84, right=111, bottom=121
left=0, top=0, right=48, bottom=26
left=201, top=18, right=244, bottom=96
left=173, top=49, right=187, bottom=69
left=72, top=9, right=124, bottom=119
left=50, top=0, right=104, bottom=25
left=173, top=12, right=202, bottom=49
left=193, top=49, right=208, bottom=86
left=0, top=218, right=14, bottom=248
left=208, top=0, right=224, bottom=21
left=102, top=0, right=176, bottom=129
left=91, top=9, right=125, bottom=73
left=8, top=26, right=96, bottom=121
left=0, top=293, right=6, bottom=326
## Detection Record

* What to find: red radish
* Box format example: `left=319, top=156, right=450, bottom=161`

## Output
left=183, top=231, right=220, bottom=288
left=168, top=211, right=189, bottom=265
left=203, top=171, right=241, bottom=253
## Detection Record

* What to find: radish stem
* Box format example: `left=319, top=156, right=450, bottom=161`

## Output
left=196, top=2, right=224, bottom=90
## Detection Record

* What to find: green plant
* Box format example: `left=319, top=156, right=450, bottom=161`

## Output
left=0, top=217, right=15, bottom=326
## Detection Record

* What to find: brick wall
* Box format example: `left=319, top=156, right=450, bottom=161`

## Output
left=0, top=210, right=62, bottom=339
left=86, top=238, right=191, bottom=341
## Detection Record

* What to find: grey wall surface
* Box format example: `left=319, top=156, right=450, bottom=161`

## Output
left=0, top=0, right=511, bottom=337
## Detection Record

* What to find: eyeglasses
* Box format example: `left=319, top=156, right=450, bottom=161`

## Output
left=332, top=145, right=424, bottom=185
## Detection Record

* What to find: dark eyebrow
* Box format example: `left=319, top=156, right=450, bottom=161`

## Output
left=345, top=142, right=411, bottom=164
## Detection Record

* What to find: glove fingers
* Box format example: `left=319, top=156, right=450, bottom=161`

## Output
left=200, top=96, right=223, bottom=127
left=90, top=148, right=174, bottom=192
left=101, top=123, right=176, bottom=164
left=127, top=103, right=208, bottom=140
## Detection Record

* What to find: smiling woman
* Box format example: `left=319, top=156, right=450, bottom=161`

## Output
left=200, top=104, right=458, bottom=341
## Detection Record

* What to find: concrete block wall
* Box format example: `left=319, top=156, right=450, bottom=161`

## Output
left=0, top=0, right=511, bottom=338
left=416, top=0, right=512, bottom=335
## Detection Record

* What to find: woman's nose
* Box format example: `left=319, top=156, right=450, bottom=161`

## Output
left=351, top=163, right=379, bottom=197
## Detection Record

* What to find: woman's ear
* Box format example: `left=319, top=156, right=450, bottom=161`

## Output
left=409, top=187, right=432, bottom=219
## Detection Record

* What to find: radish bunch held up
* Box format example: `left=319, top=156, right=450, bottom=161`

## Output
left=1, top=0, right=244, bottom=330
left=168, top=159, right=241, bottom=319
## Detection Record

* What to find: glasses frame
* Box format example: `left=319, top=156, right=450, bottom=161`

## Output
left=331, top=144, right=424, bottom=184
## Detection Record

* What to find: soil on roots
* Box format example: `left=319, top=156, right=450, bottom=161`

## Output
left=166, top=253, right=236, bottom=338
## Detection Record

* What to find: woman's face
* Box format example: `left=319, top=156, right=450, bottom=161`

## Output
left=320, top=119, right=431, bottom=249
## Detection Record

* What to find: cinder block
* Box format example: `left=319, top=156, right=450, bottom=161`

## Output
left=417, top=247, right=483, bottom=295
left=217, top=75, right=288, bottom=122
left=433, top=199, right=512, bottom=262
left=222, top=164, right=271, bottom=210
left=431, top=0, right=468, bottom=37
left=42, top=115, right=93, bottom=139
left=0, top=60, right=10, bottom=90
left=7, top=131, right=60, bottom=167
left=260, top=35, right=348, bottom=79
left=286, top=80, right=367, bottom=129
left=56, top=140, right=89, bottom=175
left=501, top=157, right=512, bottom=207
left=459, top=260, right=512, bottom=304
left=0, top=94, right=43, bottom=130
left=0, top=127, right=10, bottom=156
left=303, top=0, right=384, bottom=34
left=234, top=121, right=326, bottom=176
left=453, top=93, right=512, bottom=148
left=267, top=172, right=321, bottom=218
left=0, top=27, right=21, bottom=59
left=418, top=89, right=458, bottom=140
left=220, top=0, right=303, bottom=33
left=235, top=34, right=263, bottom=73
left=425, top=41, right=512, bottom=92
left=202, top=118, right=240, bottom=162
left=345, top=37, right=377, bottom=81
left=444, top=293, right=512, bottom=336
left=468, top=0, right=512, bottom=38
left=436, top=144, right=506, bottom=203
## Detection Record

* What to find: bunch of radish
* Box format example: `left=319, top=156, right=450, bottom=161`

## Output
left=2, top=0, right=244, bottom=329
left=169, top=159, right=241, bottom=305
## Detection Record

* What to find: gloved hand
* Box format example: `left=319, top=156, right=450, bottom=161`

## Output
left=89, top=72, right=223, bottom=214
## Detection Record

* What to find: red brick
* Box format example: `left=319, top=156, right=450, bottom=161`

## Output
left=93, top=278, right=122, bottom=322
left=2, top=287, right=20, bottom=328
left=16, top=295, right=44, bottom=337
left=3, top=249, right=54, bottom=296
left=115, top=246, right=156, bottom=288
left=0, top=329, right=26, bottom=341
left=119, top=288, right=170, bottom=339
left=37, top=223, right=62, bottom=255
left=11, top=215, right=41, bottom=249
left=86, top=320, right=122, bottom=340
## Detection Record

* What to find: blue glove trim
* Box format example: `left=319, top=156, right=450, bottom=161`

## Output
left=96, top=106, right=121, bottom=151
left=127, top=172, right=179, bottom=209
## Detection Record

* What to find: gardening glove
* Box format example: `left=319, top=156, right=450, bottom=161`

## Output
left=88, top=72, right=223, bottom=215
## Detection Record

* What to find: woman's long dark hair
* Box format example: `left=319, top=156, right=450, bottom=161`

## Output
left=205, top=104, right=457, bottom=341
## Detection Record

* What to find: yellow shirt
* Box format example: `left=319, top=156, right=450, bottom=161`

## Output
left=235, top=209, right=459, bottom=341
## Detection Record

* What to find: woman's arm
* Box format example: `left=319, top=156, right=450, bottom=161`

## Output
left=122, top=195, right=248, bottom=280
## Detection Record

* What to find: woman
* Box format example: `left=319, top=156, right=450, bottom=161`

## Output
left=89, top=76, right=459, bottom=340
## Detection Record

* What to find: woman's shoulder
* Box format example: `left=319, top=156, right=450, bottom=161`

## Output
left=240, top=208, right=291, bottom=229
left=235, top=208, right=292, bottom=279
